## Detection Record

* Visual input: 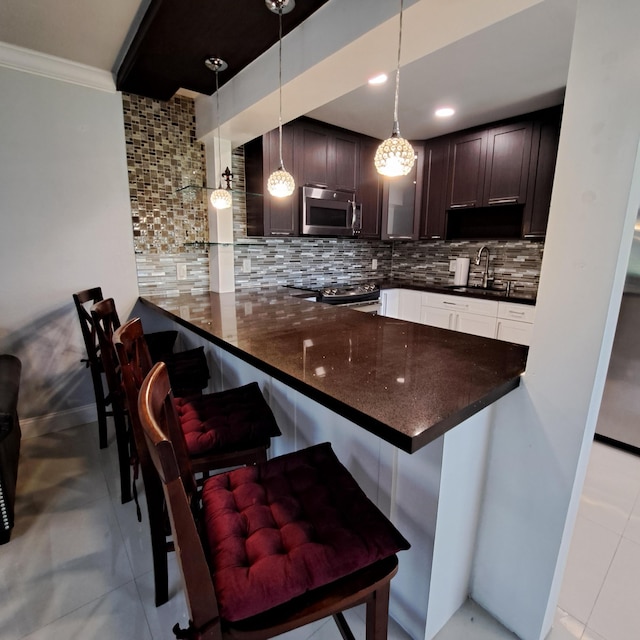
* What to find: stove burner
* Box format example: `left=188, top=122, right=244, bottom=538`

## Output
left=318, top=283, right=380, bottom=304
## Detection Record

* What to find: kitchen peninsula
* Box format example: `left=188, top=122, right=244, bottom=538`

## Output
left=137, top=288, right=528, bottom=639
left=139, top=288, right=527, bottom=452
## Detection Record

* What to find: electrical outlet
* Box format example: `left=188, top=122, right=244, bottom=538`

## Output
left=449, top=260, right=457, bottom=272
left=372, top=258, right=378, bottom=270
left=242, top=258, right=251, bottom=273
left=177, top=263, right=187, bottom=280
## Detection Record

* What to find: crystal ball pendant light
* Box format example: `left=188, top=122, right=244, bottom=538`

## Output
left=204, top=56, right=232, bottom=210
left=266, top=0, right=295, bottom=198
left=375, top=0, right=415, bottom=177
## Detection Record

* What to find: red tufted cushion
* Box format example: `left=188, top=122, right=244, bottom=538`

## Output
left=173, top=382, right=281, bottom=456
left=201, top=442, right=410, bottom=621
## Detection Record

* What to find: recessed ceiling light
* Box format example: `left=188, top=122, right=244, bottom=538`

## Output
left=435, top=107, right=455, bottom=118
left=368, top=73, right=388, bottom=85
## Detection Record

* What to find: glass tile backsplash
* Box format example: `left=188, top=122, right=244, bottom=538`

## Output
left=122, top=95, right=543, bottom=298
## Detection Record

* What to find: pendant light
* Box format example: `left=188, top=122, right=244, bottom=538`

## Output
left=204, top=56, right=233, bottom=210
left=374, top=0, right=415, bottom=177
left=266, top=0, right=296, bottom=198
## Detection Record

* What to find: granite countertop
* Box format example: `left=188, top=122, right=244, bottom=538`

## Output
left=382, top=281, right=537, bottom=305
left=284, top=280, right=537, bottom=305
left=140, top=289, right=528, bottom=453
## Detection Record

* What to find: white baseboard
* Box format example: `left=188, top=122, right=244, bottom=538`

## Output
left=20, top=404, right=98, bottom=440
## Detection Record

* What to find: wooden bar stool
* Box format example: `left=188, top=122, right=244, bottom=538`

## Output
left=91, top=299, right=211, bottom=504
left=114, top=317, right=282, bottom=606
left=73, top=287, right=179, bottom=449
left=138, top=361, right=409, bottom=639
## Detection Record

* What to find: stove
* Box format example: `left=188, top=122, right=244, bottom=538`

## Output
left=317, top=283, right=380, bottom=305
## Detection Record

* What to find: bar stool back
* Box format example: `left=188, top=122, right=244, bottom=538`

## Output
left=114, top=317, right=282, bottom=606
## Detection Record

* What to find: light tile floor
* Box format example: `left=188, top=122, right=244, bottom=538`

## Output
left=1, top=424, right=638, bottom=640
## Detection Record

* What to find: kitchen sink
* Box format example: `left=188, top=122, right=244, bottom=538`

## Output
left=445, top=286, right=507, bottom=296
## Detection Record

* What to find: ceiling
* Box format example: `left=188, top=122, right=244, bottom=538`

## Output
left=0, top=0, right=578, bottom=141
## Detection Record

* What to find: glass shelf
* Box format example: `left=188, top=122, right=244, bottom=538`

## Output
left=184, top=240, right=266, bottom=248
left=176, top=185, right=264, bottom=198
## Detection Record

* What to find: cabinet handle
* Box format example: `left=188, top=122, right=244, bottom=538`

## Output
left=443, top=301, right=468, bottom=309
left=508, top=310, right=525, bottom=316
left=488, top=197, right=518, bottom=205
left=430, top=235, right=442, bottom=239
left=449, top=203, right=475, bottom=209
left=270, top=231, right=291, bottom=236
left=523, top=233, right=543, bottom=238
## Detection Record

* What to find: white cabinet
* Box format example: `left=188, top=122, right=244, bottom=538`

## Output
left=398, top=289, right=424, bottom=323
left=380, top=289, right=400, bottom=318
left=380, top=288, right=535, bottom=344
left=495, top=301, right=535, bottom=346
left=421, top=293, right=498, bottom=338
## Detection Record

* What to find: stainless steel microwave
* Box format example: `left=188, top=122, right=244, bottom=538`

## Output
left=301, top=186, right=362, bottom=237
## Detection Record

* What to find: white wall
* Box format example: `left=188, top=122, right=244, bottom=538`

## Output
left=471, top=2, right=640, bottom=638
left=0, top=62, right=139, bottom=435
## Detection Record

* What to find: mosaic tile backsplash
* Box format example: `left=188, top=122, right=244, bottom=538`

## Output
left=122, top=92, right=209, bottom=252
left=122, top=95, right=543, bottom=297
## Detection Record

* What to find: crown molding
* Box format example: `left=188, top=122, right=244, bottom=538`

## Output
left=0, top=41, right=116, bottom=93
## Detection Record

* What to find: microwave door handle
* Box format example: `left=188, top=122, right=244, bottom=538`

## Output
left=350, top=201, right=361, bottom=235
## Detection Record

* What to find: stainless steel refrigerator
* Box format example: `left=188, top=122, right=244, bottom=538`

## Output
left=595, top=210, right=640, bottom=452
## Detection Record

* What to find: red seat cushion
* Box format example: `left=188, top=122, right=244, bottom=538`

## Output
left=174, top=382, right=281, bottom=456
left=201, top=442, right=410, bottom=621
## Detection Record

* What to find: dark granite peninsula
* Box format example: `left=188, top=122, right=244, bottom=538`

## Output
left=139, top=289, right=527, bottom=453
left=137, top=288, right=528, bottom=640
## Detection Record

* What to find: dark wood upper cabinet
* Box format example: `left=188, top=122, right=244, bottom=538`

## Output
left=357, top=137, right=383, bottom=238
left=483, top=121, right=533, bottom=206
left=447, top=130, right=487, bottom=209
left=246, top=126, right=298, bottom=237
left=420, top=136, right=450, bottom=240
left=294, top=119, right=359, bottom=192
left=523, top=108, right=561, bottom=238
left=381, top=143, right=425, bottom=240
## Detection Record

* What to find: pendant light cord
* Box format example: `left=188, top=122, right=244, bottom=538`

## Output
left=215, top=68, right=223, bottom=189
left=393, top=0, right=404, bottom=136
left=277, top=7, right=285, bottom=169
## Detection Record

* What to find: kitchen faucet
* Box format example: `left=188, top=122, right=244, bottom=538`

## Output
left=475, top=245, right=491, bottom=288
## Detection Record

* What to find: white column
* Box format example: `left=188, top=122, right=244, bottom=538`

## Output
left=471, top=2, right=640, bottom=639
left=204, top=133, right=235, bottom=293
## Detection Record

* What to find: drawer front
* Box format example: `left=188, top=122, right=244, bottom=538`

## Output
left=423, top=292, right=498, bottom=317
left=496, top=318, right=534, bottom=346
left=497, top=301, right=536, bottom=323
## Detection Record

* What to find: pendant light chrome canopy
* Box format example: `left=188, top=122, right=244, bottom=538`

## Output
left=374, top=0, right=415, bottom=177
left=266, top=0, right=296, bottom=198
left=205, top=56, right=233, bottom=210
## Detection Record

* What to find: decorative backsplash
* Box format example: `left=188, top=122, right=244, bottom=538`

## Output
left=122, top=92, right=211, bottom=296
left=121, top=95, right=543, bottom=297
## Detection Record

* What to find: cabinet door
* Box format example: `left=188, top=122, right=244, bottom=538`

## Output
left=447, top=130, right=487, bottom=209
left=357, top=137, right=382, bottom=238
left=297, top=124, right=331, bottom=187
left=483, top=121, right=533, bottom=206
left=334, top=134, right=359, bottom=192
left=420, top=306, right=453, bottom=330
left=523, top=111, right=561, bottom=238
left=381, top=143, right=424, bottom=240
left=455, top=311, right=497, bottom=338
left=420, top=137, right=450, bottom=240
left=380, top=289, right=400, bottom=318
left=398, top=290, right=424, bottom=323
left=263, top=127, right=298, bottom=236
left=496, top=319, right=533, bottom=346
